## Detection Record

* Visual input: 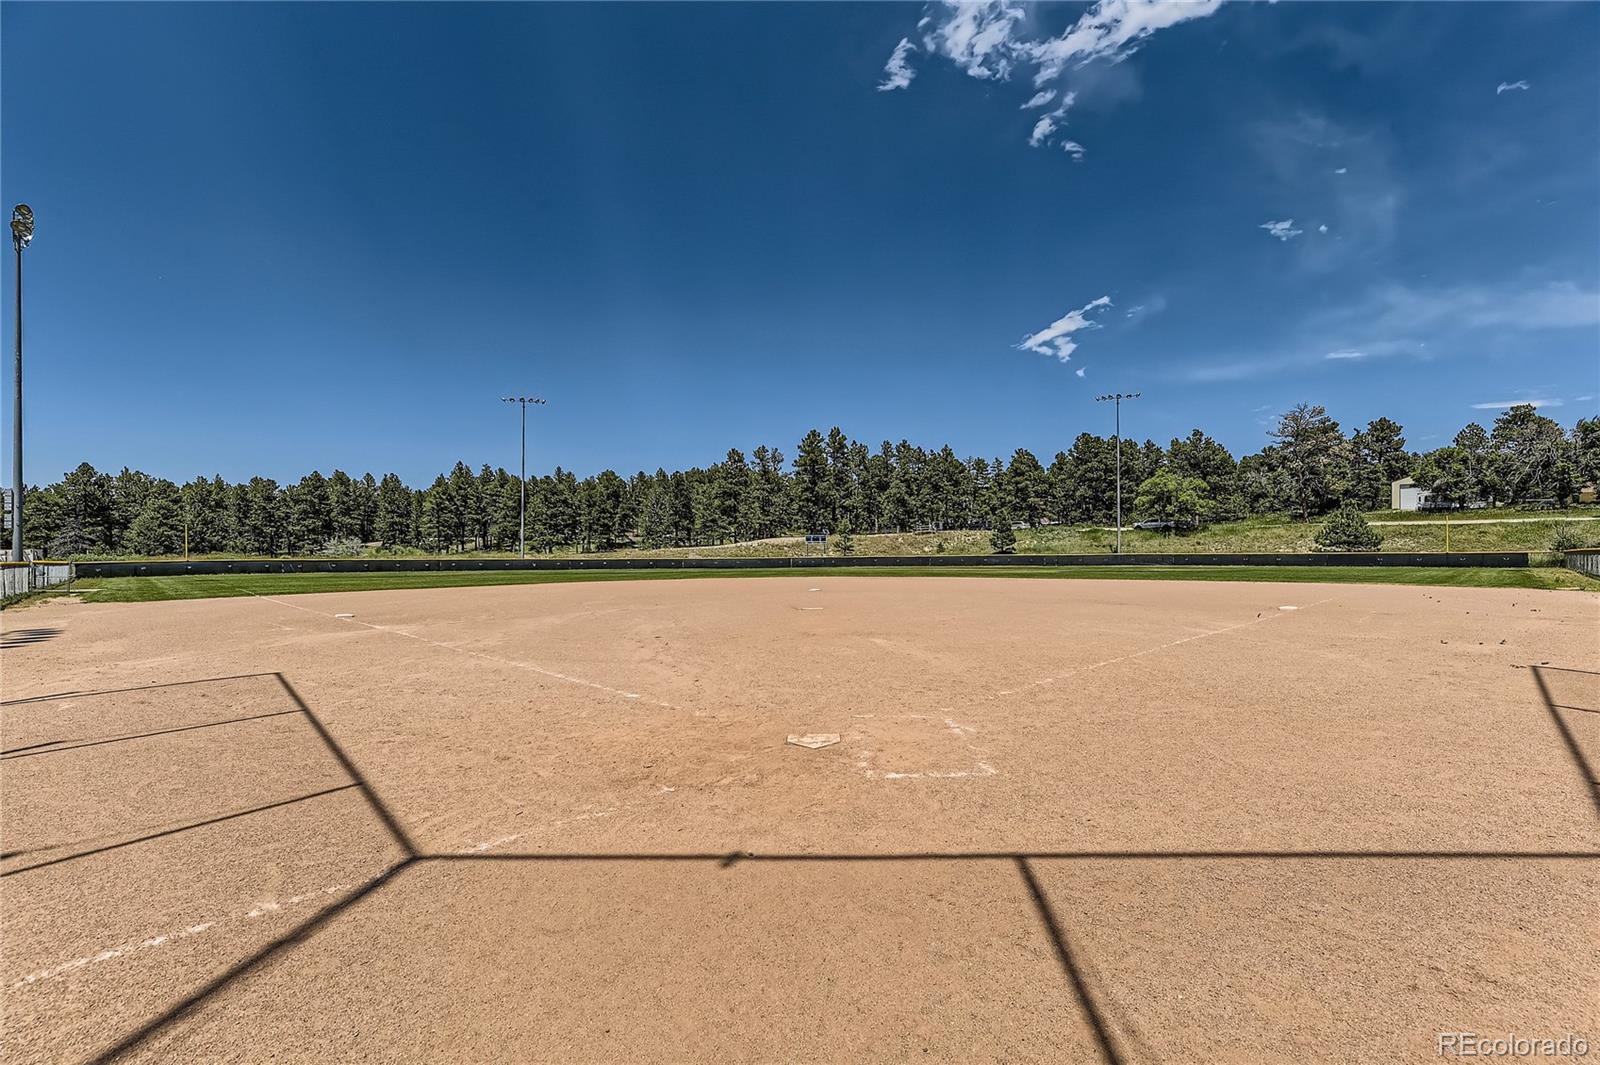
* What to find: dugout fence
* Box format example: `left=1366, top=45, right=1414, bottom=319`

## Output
left=0, top=561, right=75, bottom=602
left=1562, top=548, right=1600, bottom=580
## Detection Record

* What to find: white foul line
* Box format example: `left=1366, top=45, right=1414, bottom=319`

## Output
left=994, top=595, right=1338, bottom=698
left=10, top=880, right=362, bottom=990
left=236, top=588, right=678, bottom=710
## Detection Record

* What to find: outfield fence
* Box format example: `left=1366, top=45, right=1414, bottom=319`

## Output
left=1563, top=548, right=1600, bottom=580
left=1, top=561, right=75, bottom=601
left=74, top=551, right=1529, bottom=579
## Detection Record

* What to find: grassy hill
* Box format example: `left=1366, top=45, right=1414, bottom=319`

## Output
left=581, top=511, right=1599, bottom=560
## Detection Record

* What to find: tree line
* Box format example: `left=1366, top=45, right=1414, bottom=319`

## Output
left=10, top=403, right=1596, bottom=558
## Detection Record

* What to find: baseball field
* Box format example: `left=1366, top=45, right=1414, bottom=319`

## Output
left=2, top=575, right=1596, bottom=1063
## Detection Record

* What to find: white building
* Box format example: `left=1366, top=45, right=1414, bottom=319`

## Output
left=1390, top=477, right=1432, bottom=512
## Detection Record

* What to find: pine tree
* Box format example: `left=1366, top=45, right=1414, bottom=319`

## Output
left=793, top=429, right=831, bottom=533
left=126, top=479, right=186, bottom=555
left=1314, top=505, right=1383, bottom=551
left=835, top=518, right=855, bottom=556
left=375, top=473, right=414, bottom=546
left=990, top=508, right=1018, bottom=554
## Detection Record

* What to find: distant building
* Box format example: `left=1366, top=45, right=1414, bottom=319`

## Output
left=1390, top=477, right=1431, bottom=512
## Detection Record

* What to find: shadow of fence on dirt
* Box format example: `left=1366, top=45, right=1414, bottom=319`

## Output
left=1531, top=666, right=1600, bottom=818
left=5, top=669, right=1594, bottom=1065
left=1, top=627, right=62, bottom=649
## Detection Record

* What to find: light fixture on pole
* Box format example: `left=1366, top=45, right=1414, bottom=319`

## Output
left=10, top=204, right=33, bottom=562
left=501, top=396, right=545, bottom=559
left=1095, top=392, right=1140, bottom=555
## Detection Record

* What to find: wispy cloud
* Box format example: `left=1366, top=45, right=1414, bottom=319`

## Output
left=1260, top=219, right=1303, bottom=241
left=1123, top=294, right=1168, bottom=321
left=1023, top=0, right=1226, bottom=83
left=1075, top=367, right=1087, bottom=377
left=1472, top=398, right=1560, bottom=409
left=1181, top=279, right=1600, bottom=384
left=1018, top=296, right=1113, bottom=363
left=1496, top=79, right=1530, bottom=95
left=1249, top=112, right=1400, bottom=272
left=1317, top=224, right=1329, bottom=233
left=919, top=0, right=1024, bottom=81
left=878, top=38, right=918, bottom=92
left=882, top=0, right=1224, bottom=153
left=1364, top=280, right=1600, bottom=333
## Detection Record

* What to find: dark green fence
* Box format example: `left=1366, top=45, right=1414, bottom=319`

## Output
left=76, top=551, right=1528, bottom=578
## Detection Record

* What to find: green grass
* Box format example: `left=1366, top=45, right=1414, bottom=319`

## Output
left=65, top=563, right=1597, bottom=603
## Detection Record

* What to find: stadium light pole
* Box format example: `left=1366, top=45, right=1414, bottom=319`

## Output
left=501, top=396, right=545, bottom=559
left=1095, top=392, right=1140, bottom=554
left=9, top=205, right=33, bottom=562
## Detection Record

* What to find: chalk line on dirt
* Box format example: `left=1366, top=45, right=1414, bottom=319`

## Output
left=236, top=588, right=678, bottom=711
left=993, top=595, right=1338, bottom=698
left=455, top=806, right=624, bottom=855
left=10, top=880, right=362, bottom=990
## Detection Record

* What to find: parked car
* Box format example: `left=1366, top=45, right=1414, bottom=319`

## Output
left=1133, top=519, right=1178, bottom=530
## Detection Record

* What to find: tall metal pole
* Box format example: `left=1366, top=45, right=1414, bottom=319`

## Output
left=11, top=239, right=20, bottom=560
left=1114, top=399, right=1122, bottom=554
left=502, top=396, right=544, bottom=559
left=10, top=206, right=31, bottom=562
left=518, top=400, right=527, bottom=559
left=1096, top=392, right=1140, bottom=555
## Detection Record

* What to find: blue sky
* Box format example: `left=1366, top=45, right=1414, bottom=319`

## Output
left=3, top=1, right=1597, bottom=485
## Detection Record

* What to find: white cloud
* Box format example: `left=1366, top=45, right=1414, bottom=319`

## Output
left=1018, top=296, right=1113, bottom=362
left=1317, top=224, right=1329, bottom=233
left=921, top=0, right=1024, bottom=81
left=1334, top=167, right=1347, bottom=174
left=1024, top=0, right=1226, bottom=84
left=1324, top=349, right=1366, bottom=360
left=1260, top=219, right=1303, bottom=241
left=1023, top=91, right=1079, bottom=150
left=892, top=0, right=1224, bottom=153
left=1075, top=367, right=1087, bottom=377
left=1496, top=80, right=1530, bottom=95
left=878, top=38, right=918, bottom=92
left=1472, top=398, right=1560, bottom=409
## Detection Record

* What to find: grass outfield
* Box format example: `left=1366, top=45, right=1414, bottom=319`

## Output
left=60, top=564, right=1598, bottom=602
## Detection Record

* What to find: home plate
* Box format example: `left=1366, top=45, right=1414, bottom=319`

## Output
left=787, top=733, right=841, bottom=749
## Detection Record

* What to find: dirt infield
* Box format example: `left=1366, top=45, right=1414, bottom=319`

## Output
left=2, top=576, right=1596, bottom=1063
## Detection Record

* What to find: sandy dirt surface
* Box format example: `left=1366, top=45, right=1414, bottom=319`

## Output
left=1, top=576, right=1596, bottom=1063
